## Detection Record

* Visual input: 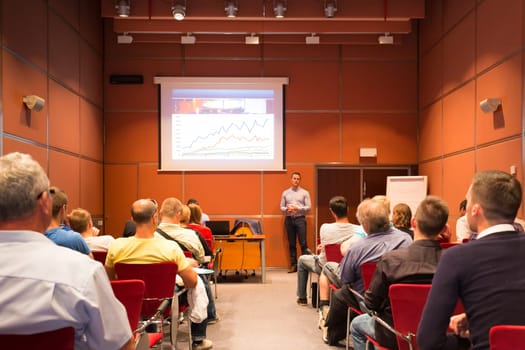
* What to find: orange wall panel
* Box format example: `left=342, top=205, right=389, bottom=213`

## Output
left=2, top=53, right=47, bottom=145
left=419, top=43, right=443, bottom=107
left=80, top=159, right=103, bottom=215
left=3, top=139, right=49, bottom=174
left=105, top=111, right=158, bottom=163
left=285, top=113, right=340, bottom=163
left=105, top=164, right=139, bottom=236
left=476, top=139, right=522, bottom=177
left=419, top=102, right=443, bottom=161
left=419, top=0, right=443, bottom=53
left=80, top=41, right=103, bottom=106
left=476, top=54, right=522, bottom=145
left=49, top=12, right=80, bottom=92
left=184, top=173, right=262, bottom=216
left=81, top=1, right=103, bottom=52
left=49, top=80, right=80, bottom=153
left=442, top=81, right=475, bottom=154
left=443, top=0, right=475, bottom=33
left=419, top=159, right=443, bottom=197
left=341, top=61, right=417, bottom=111
left=442, top=153, right=475, bottom=219
left=184, top=60, right=262, bottom=77
left=2, top=0, right=47, bottom=70
left=138, top=163, right=184, bottom=204
left=442, top=13, right=475, bottom=94
left=476, top=0, right=522, bottom=73
left=49, top=0, right=79, bottom=31
left=342, top=114, right=418, bottom=164
left=48, top=150, right=81, bottom=210
left=80, top=100, right=103, bottom=161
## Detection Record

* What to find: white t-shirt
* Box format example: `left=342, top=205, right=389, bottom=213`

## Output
left=456, top=215, right=474, bottom=242
left=318, top=222, right=362, bottom=265
left=84, top=235, right=115, bottom=251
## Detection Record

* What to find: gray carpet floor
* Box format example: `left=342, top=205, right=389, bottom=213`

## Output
left=204, top=268, right=330, bottom=350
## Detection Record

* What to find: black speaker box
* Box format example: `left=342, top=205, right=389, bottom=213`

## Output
left=110, top=75, right=144, bottom=84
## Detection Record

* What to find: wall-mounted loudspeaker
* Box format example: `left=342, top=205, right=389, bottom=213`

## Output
left=110, top=75, right=144, bottom=84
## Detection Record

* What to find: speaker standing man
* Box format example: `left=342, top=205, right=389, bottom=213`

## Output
left=280, top=172, right=312, bottom=273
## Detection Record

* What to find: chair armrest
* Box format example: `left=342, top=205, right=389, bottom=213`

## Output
left=370, top=313, right=413, bottom=348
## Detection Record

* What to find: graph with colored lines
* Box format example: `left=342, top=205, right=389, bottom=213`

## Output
left=172, top=114, right=274, bottom=159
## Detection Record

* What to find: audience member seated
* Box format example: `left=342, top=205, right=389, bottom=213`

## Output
left=296, top=196, right=361, bottom=306
left=156, top=198, right=206, bottom=263
left=418, top=170, right=525, bottom=350
left=391, top=202, right=413, bottom=239
left=0, top=152, right=133, bottom=350
left=105, top=199, right=213, bottom=350
left=45, top=186, right=92, bottom=258
left=68, top=208, right=115, bottom=251
left=187, top=203, right=214, bottom=251
left=455, top=199, right=474, bottom=243
left=188, top=198, right=210, bottom=225
left=320, top=197, right=412, bottom=345
left=350, top=195, right=448, bottom=349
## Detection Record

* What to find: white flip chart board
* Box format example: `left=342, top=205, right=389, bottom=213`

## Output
left=386, top=176, right=428, bottom=216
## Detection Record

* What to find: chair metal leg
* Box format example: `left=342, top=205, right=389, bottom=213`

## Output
left=346, top=307, right=351, bottom=350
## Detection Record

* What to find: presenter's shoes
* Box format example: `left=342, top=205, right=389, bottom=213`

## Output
left=296, top=298, right=308, bottom=306
left=288, top=265, right=297, bottom=273
left=192, top=339, right=213, bottom=350
left=208, top=315, right=220, bottom=325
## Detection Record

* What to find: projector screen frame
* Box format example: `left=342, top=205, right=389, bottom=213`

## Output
left=154, top=76, right=289, bottom=172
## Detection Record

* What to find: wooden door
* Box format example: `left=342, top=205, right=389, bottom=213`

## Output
left=316, top=167, right=412, bottom=232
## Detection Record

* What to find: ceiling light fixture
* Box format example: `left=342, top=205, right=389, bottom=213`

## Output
left=305, top=33, right=320, bottom=45
left=181, top=33, right=196, bottom=44
left=171, top=3, right=186, bottom=21
left=117, top=33, right=133, bottom=44
left=245, top=33, right=259, bottom=45
left=274, top=1, right=286, bottom=18
left=378, top=33, right=394, bottom=44
left=115, top=0, right=131, bottom=17
left=225, top=1, right=238, bottom=18
left=324, top=0, right=337, bottom=18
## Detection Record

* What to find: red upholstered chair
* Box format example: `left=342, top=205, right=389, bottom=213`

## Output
left=115, top=262, right=188, bottom=349
left=110, top=279, right=145, bottom=332
left=439, top=242, right=459, bottom=249
left=361, top=261, right=377, bottom=290
left=92, top=250, right=108, bottom=264
left=388, top=283, right=432, bottom=350
left=490, top=325, right=525, bottom=350
left=0, top=327, right=75, bottom=350
left=324, top=243, right=343, bottom=263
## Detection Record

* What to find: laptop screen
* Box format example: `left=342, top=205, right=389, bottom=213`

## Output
left=205, top=220, right=231, bottom=236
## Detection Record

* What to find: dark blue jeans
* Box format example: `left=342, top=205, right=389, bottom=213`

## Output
left=285, top=216, right=308, bottom=266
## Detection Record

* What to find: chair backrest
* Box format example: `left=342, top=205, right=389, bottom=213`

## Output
left=361, top=261, right=377, bottom=290
left=490, top=325, right=525, bottom=350
left=115, top=262, right=179, bottom=317
left=389, top=284, right=432, bottom=350
left=111, top=279, right=145, bottom=331
left=0, top=327, right=75, bottom=350
left=92, top=250, right=108, bottom=264
left=324, top=243, right=343, bottom=263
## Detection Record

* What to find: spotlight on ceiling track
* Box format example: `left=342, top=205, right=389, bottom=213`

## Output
left=171, top=4, right=186, bottom=21
left=274, top=1, right=286, bottom=18
left=378, top=33, right=394, bottom=44
left=324, top=0, right=337, bottom=18
left=225, top=1, right=238, bottom=18
left=115, top=0, right=131, bottom=17
left=181, top=33, right=196, bottom=44
left=245, top=33, right=260, bottom=45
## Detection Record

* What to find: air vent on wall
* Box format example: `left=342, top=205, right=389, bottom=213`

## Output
left=109, top=75, right=144, bottom=84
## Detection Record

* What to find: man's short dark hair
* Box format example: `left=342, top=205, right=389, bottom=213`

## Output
left=329, top=196, right=348, bottom=218
left=415, top=196, right=449, bottom=237
left=459, top=199, right=467, bottom=211
left=471, top=170, right=522, bottom=222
